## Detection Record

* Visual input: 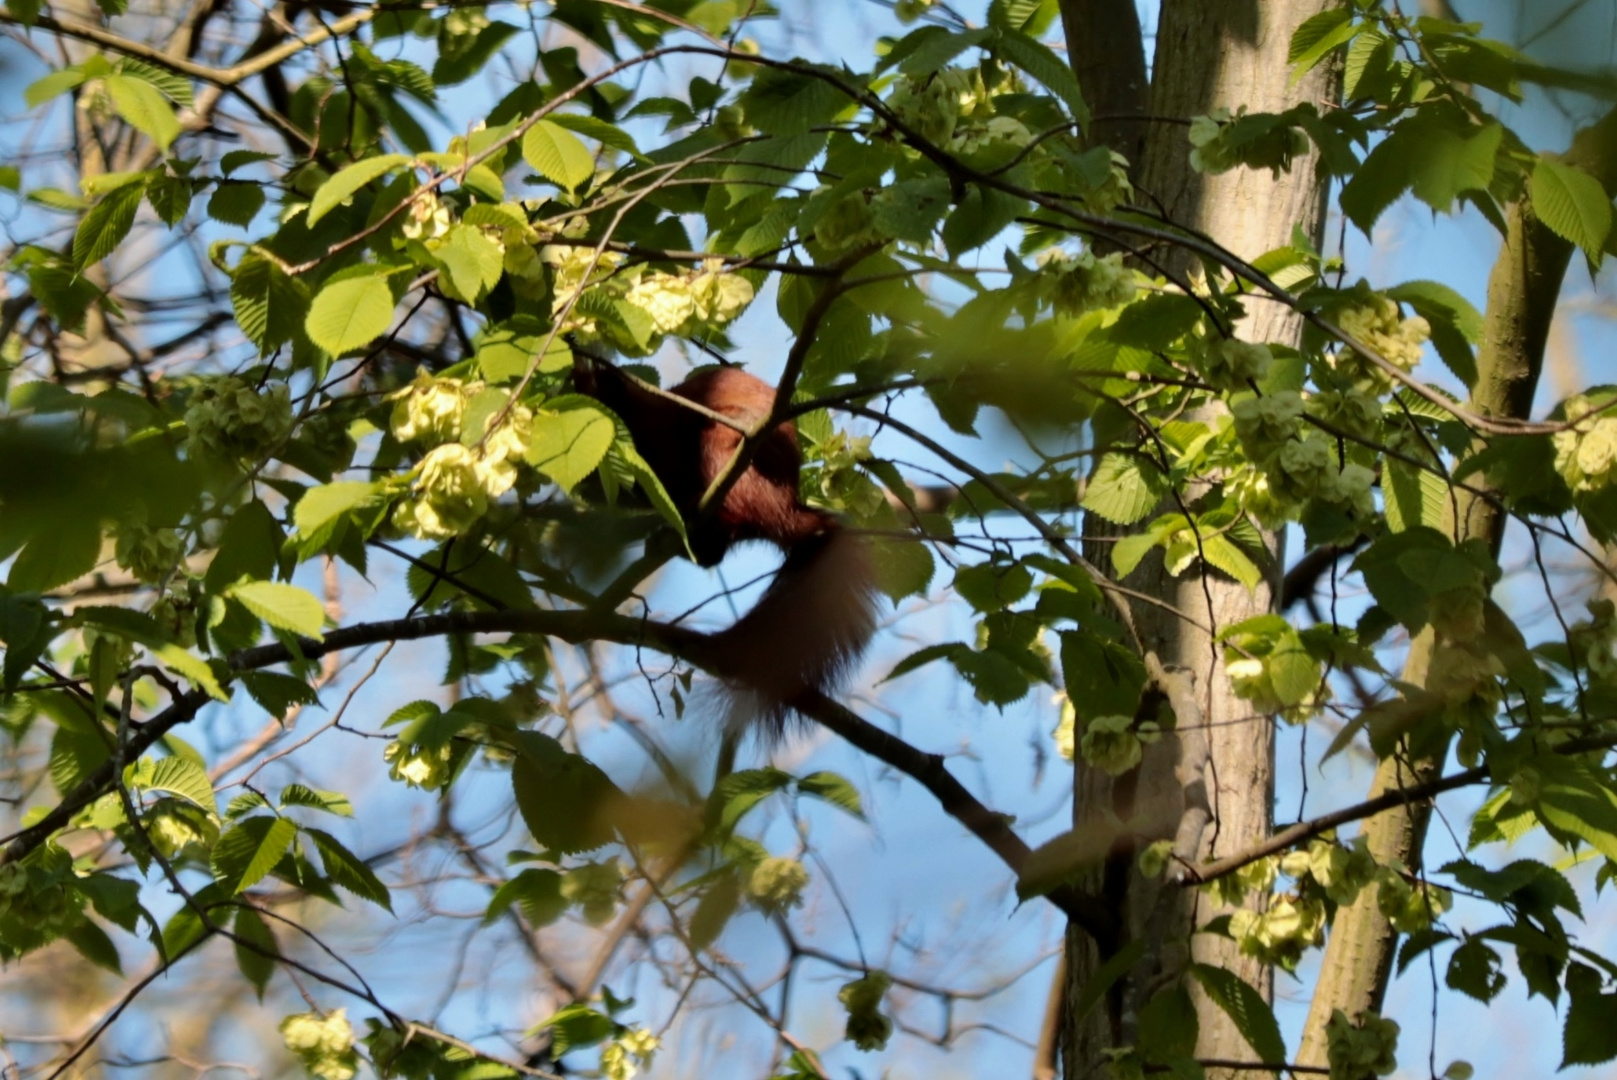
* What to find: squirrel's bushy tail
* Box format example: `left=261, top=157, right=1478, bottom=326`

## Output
left=708, top=523, right=879, bottom=743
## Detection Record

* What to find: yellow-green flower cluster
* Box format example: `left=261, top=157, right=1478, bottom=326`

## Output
left=562, top=860, right=622, bottom=925
left=543, top=245, right=624, bottom=332
left=1199, top=338, right=1273, bottom=389
left=542, top=247, right=755, bottom=350
left=1324, top=1010, right=1399, bottom=1080
left=1231, top=392, right=1374, bottom=524
left=600, top=1028, right=659, bottom=1080
left=145, top=798, right=219, bottom=858
left=1051, top=692, right=1077, bottom=762
left=838, top=971, right=894, bottom=1052
left=185, top=376, right=293, bottom=464
left=887, top=68, right=981, bottom=147
left=1333, top=296, right=1430, bottom=390
left=1206, top=854, right=1277, bottom=908
left=1079, top=714, right=1161, bottom=776
left=1553, top=394, right=1617, bottom=493
left=0, top=855, right=87, bottom=939
left=391, top=371, right=473, bottom=445
left=395, top=444, right=490, bottom=540
left=1039, top=249, right=1136, bottom=317
left=1375, top=868, right=1451, bottom=933
left=114, top=514, right=187, bottom=584
left=279, top=1010, right=360, bottom=1080
left=1280, top=837, right=1377, bottom=907
left=1569, top=599, right=1617, bottom=682
left=402, top=191, right=452, bottom=241
left=383, top=737, right=455, bottom=790
left=389, top=373, right=533, bottom=540
left=1228, top=894, right=1325, bottom=971
left=1309, top=387, right=1383, bottom=441
left=747, top=856, right=810, bottom=914
left=1221, top=624, right=1328, bottom=724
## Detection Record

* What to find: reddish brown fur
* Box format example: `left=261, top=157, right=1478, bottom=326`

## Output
left=575, top=359, right=880, bottom=740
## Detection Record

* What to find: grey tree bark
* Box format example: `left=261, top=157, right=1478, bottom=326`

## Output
left=1296, top=106, right=1617, bottom=1066
left=1056, top=4, right=1337, bottom=1077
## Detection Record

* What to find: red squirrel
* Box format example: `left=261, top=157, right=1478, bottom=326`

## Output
left=574, top=356, right=879, bottom=739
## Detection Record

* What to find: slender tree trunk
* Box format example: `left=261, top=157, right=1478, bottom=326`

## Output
left=1297, top=106, right=1617, bottom=1064
left=1059, top=4, right=1337, bottom=1077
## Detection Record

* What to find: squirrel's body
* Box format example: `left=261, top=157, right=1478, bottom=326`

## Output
left=576, top=359, right=878, bottom=739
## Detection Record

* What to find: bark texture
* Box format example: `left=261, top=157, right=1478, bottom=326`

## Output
left=1297, top=106, right=1617, bottom=1064
left=1060, top=4, right=1338, bottom=1078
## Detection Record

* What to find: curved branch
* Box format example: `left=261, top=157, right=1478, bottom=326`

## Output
left=0, top=604, right=1114, bottom=940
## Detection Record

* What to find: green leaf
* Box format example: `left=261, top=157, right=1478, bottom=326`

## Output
left=1383, top=458, right=1449, bottom=533
left=1111, top=531, right=1160, bottom=578
left=307, top=154, right=412, bottom=226
left=1138, top=984, right=1199, bottom=1063
left=522, top=121, right=595, bottom=191
left=953, top=560, right=1032, bottom=611
left=511, top=732, right=622, bottom=855
left=797, top=772, right=864, bottom=819
left=240, top=671, right=319, bottom=719
left=892, top=27, right=991, bottom=77
left=66, top=920, right=124, bottom=975
left=293, top=480, right=383, bottom=540
left=486, top=867, right=566, bottom=926
left=220, top=149, right=278, bottom=175
left=1081, top=453, right=1166, bottom=525
left=1200, top=533, right=1264, bottom=590
left=869, top=532, right=935, bottom=602
left=433, top=223, right=505, bottom=303
left=140, top=756, right=215, bottom=811
left=305, top=272, right=396, bottom=356
left=941, top=185, right=1027, bottom=257
left=710, top=768, right=793, bottom=833
left=1060, top=628, right=1146, bottom=719
left=1106, top=293, right=1207, bottom=349
left=689, top=870, right=741, bottom=952
left=1288, top=6, right=1356, bottom=71
left=1537, top=761, right=1617, bottom=862
left=306, top=827, right=393, bottom=910
left=741, top=64, right=851, bottom=134
left=1266, top=631, right=1320, bottom=707
left=73, top=181, right=146, bottom=268
left=1071, top=939, right=1147, bottom=1027
left=233, top=904, right=278, bottom=997
left=527, top=403, right=615, bottom=493
left=535, top=1003, right=616, bottom=1056
left=9, top=517, right=101, bottom=592
left=207, top=181, right=266, bottom=228
left=1533, top=157, right=1613, bottom=263
left=160, top=883, right=229, bottom=959
left=230, top=251, right=311, bottom=356
left=155, top=643, right=229, bottom=701
left=994, top=29, right=1089, bottom=127
left=1189, top=964, right=1285, bottom=1064
left=26, top=67, right=87, bottom=108
left=279, top=784, right=353, bottom=816
left=205, top=499, right=284, bottom=593
left=212, top=816, right=298, bottom=894
left=51, top=727, right=109, bottom=797
left=227, top=581, right=326, bottom=640
left=1563, top=966, right=1617, bottom=1067
left=1412, top=120, right=1502, bottom=215
left=547, top=113, right=643, bottom=158
left=115, top=58, right=192, bottom=106
left=104, top=74, right=180, bottom=150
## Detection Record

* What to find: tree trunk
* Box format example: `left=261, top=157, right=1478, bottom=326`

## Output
left=1060, top=4, right=1338, bottom=1078
left=1297, top=105, right=1617, bottom=1064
